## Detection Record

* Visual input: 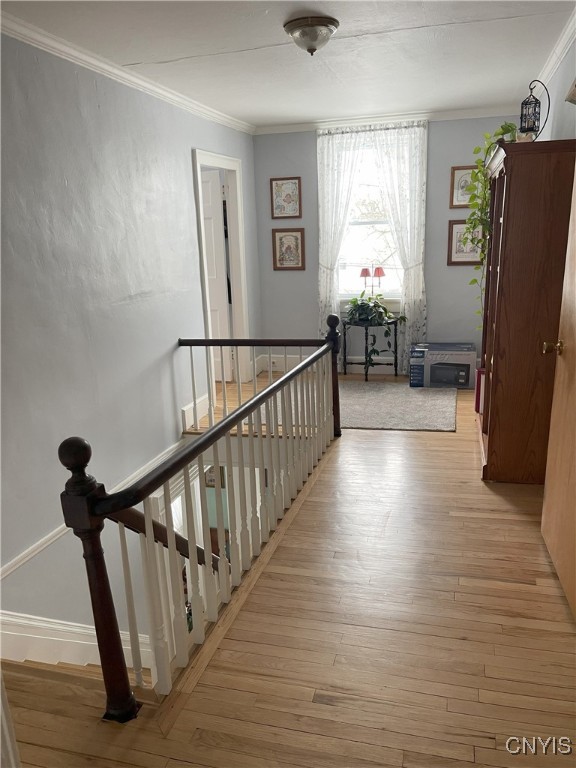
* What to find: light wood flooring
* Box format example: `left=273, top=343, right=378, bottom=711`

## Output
left=5, top=388, right=576, bottom=767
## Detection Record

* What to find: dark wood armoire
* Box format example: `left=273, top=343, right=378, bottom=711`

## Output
left=480, top=139, right=576, bottom=483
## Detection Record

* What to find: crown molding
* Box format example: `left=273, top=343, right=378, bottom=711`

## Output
left=254, top=105, right=519, bottom=135
left=1, top=13, right=255, bottom=135
left=538, top=8, right=576, bottom=87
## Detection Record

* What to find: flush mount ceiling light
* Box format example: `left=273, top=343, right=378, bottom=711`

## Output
left=284, top=16, right=339, bottom=56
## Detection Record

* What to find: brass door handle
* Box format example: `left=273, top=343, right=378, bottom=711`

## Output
left=542, top=340, right=564, bottom=355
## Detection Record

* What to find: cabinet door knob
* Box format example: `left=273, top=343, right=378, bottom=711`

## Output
left=542, top=340, right=564, bottom=355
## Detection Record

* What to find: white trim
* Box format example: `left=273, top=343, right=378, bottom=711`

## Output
left=0, top=610, right=152, bottom=669
left=0, top=13, right=254, bottom=135
left=538, top=9, right=576, bottom=89
left=0, top=436, right=193, bottom=581
left=0, top=525, right=69, bottom=581
left=181, top=393, right=209, bottom=432
left=254, top=105, right=519, bottom=135
left=257, top=353, right=303, bottom=374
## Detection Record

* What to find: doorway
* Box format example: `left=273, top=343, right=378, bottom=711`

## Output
left=192, top=150, right=250, bottom=386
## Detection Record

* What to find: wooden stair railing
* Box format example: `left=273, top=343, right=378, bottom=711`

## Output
left=58, top=315, right=341, bottom=723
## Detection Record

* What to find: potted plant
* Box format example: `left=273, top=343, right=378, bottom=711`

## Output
left=463, top=121, right=517, bottom=321
left=346, top=291, right=406, bottom=377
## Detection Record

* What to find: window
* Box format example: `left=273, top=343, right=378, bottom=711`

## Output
left=337, top=148, right=403, bottom=299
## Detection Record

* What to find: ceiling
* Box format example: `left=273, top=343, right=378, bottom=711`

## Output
left=2, top=1, right=574, bottom=132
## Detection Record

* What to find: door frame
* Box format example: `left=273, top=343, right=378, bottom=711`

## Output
left=192, top=150, right=250, bottom=382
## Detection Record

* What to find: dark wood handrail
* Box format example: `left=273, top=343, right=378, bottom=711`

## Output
left=92, top=342, right=332, bottom=517
left=108, top=507, right=219, bottom=571
left=179, top=338, right=325, bottom=347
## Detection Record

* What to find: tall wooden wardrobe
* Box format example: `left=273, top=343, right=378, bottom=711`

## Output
left=480, top=139, right=576, bottom=483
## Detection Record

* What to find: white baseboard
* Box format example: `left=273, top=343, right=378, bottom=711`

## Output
left=0, top=610, right=152, bottom=669
left=257, top=353, right=303, bottom=374
left=180, top=392, right=209, bottom=431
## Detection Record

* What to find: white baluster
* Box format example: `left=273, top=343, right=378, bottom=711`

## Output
left=254, top=405, right=270, bottom=542
left=182, top=464, right=205, bottom=645
left=190, top=348, right=198, bottom=430
left=312, top=361, right=322, bottom=461
left=142, top=499, right=171, bottom=694
left=304, top=359, right=314, bottom=475
left=224, top=431, right=242, bottom=586
left=206, top=347, right=215, bottom=428
left=212, top=440, right=231, bottom=602
left=220, top=348, right=228, bottom=417
left=156, top=541, right=174, bottom=661
left=252, top=348, right=258, bottom=397
left=292, top=377, right=304, bottom=490
left=308, top=361, right=318, bottom=466
left=280, top=386, right=292, bottom=508
left=197, top=453, right=219, bottom=621
left=268, top=347, right=273, bottom=385
left=264, top=399, right=276, bottom=532
left=284, top=375, right=297, bottom=500
left=162, top=482, right=189, bottom=668
left=246, top=412, right=261, bottom=556
left=235, top=352, right=251, bottom=569
left=327, top=349, right=335, bottom=441
left=118, top=523, right=144, bottom=687
left=271, top=392, right=284, bottom=521
left=323, top=353, right=331, bottom=448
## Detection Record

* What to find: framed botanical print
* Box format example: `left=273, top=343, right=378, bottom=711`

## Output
left=270, top=177, right=302, bottom=218
left=447, top=220, right=482, bottom=265
left=450, top=166, right=475, bottom=208
left=272, top=228, right=305, bottom=270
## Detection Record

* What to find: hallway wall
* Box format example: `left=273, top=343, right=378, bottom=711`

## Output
left=1, top=36, right=259, bottom=625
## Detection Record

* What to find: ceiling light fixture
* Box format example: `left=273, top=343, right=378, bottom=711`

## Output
left=284, top=16, right=339, bottom=56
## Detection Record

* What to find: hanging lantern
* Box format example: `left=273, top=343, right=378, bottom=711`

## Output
left=520, top=82, right=541, bottom=134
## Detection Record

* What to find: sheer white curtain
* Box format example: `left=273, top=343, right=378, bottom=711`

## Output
left=317, top=129, right=363, bottom=331
left=317, top=121, right=427, bottom=372
left=370, top=120, right=428, bottom=373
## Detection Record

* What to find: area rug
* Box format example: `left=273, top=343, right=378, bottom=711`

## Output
left=339, top=380, right=457, bottom=431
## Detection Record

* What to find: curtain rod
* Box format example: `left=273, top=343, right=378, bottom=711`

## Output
left=318, top=120, right=427, bottom=137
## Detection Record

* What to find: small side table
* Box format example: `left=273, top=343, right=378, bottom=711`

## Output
left=342, top=319, right=399, bottom=381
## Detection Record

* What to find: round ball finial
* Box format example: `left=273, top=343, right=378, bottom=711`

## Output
left=58, top=437, right=98, bottom=495
left=58, top=436, right=92, bottom=471
left=327, top=314, right=340, bottom=329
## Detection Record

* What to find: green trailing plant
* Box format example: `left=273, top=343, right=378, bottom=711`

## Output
left=463, top=122, right=516, bottom=322
left=346, top=291, right=406, bottom=378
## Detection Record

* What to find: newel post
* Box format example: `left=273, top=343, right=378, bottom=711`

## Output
left=326, top=314, right=341, bottom=437
left=58, top=437, right=139, bottom=723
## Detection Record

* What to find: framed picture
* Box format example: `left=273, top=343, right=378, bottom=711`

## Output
left=205, top=465, right=226, bottom=488
left=270, top=177, right=302, bottom=218
left=447, top=220, right=482, bottom=265
left=449, top=166, right=475, bottom=208
left=272, top=228, right=305, bottom=270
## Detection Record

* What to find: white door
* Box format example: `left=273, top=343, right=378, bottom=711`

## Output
left=541, top=172, right=576, bottom=618
left=201, top=169, right=232, bottom=381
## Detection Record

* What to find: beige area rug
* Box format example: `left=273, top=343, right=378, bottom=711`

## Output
left=339, top=379, right=457, bottom=431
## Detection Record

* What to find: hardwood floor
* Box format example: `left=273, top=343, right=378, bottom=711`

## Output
left=5, top=389, right=576, bottom=767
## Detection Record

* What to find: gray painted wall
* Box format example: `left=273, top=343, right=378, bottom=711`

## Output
left=539, top=40, right=576, bottom=141
left=425, top=115, right=518, bottom=351
left=254, top=132, right=320, bottom=338
left=1, top=36, right=259, bottom=624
